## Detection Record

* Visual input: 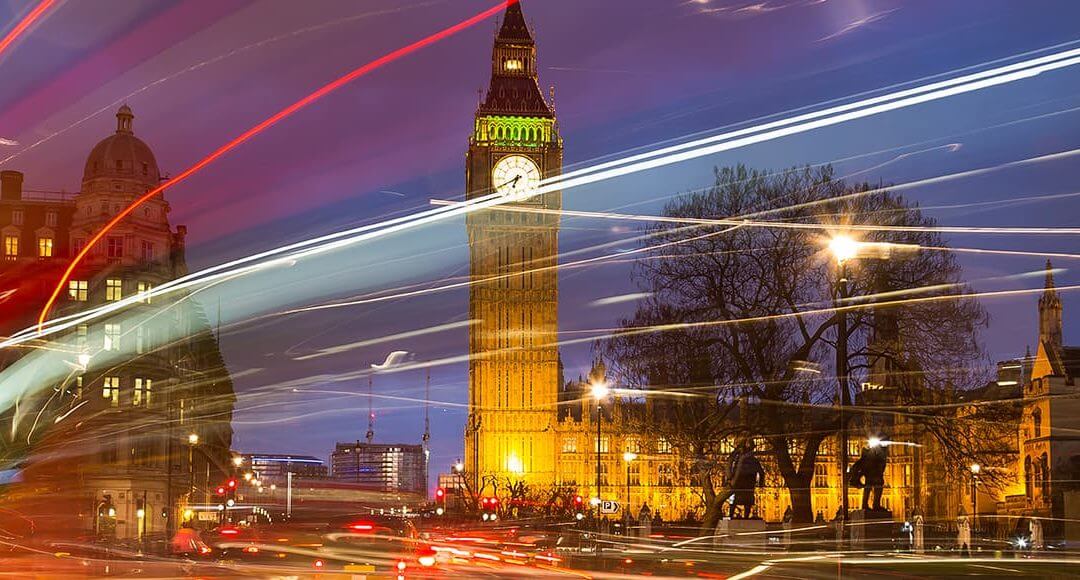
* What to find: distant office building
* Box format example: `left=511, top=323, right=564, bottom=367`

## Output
left=243, top=453, right=327, bottom=483
left=330, top=442, right=426, bottom=496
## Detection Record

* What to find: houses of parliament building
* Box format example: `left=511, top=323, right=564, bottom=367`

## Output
left=465, top=2, right=1079, bottom=530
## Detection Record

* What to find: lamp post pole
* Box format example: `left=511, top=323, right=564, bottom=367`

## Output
left=623, top=452, right=637, bottom=535
left=970, top=464, right=980, bottom=534
left=590, top=381, right=610, bottom=553
left=836, top=259, right=850, bottom=531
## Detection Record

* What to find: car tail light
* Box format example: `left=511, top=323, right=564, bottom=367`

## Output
left=219, top=528, right=239, bottom=535
left=346, top=521, right=375, bottom=532
left=243, top=546, right=260, bottom=554
left=418, top=546, right=436, bottom=567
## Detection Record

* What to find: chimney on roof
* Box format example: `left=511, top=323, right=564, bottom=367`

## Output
left=1, top=171, right=23, bottom=201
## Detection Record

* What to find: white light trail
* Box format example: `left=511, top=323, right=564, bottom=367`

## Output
left=5, top=43, right=1080, bottom=349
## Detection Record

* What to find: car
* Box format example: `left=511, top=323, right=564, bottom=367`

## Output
left=320, top=514, right=438, bottom=574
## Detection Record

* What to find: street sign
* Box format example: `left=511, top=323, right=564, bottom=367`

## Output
left=600, top=500, right=621, bottom=514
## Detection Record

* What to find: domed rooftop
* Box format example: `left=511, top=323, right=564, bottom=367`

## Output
left=82, top=105, right=161, bottom=189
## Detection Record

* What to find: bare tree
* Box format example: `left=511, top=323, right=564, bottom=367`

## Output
left=603, top=164, right=990, bottom=524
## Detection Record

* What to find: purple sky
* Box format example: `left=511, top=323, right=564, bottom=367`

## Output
left=2, top=0, right=1078, bottom=482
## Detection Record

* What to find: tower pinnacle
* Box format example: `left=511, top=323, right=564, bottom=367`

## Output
left=1039, top=259, right=1063, bottom=350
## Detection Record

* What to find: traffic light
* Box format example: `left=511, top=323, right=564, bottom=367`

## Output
left=227, top=478, right=237, bottom=490
left=480, top=496, right=499, bottom=521
left=216, top=485, right=226, bottom=496
left=435, top=487, right=445, bottom=501
left=573, top=494, right=584, bottom=520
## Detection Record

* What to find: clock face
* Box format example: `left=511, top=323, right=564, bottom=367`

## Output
left=492, top=155, right=541, bottom=199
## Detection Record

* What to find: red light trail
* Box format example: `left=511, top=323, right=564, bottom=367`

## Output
left=0, top=0, right=55, bottom=59
left=35, top=0, right=517, bottom=329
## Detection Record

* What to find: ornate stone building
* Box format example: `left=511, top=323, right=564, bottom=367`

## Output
left=464, top=3, right=1067, bottom=530
left=0, top=106, right=235, bottom=542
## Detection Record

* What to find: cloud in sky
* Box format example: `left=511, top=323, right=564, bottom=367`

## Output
left=0, top=138, right=17, bottom=146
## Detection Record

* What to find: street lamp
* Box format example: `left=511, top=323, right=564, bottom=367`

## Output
left=623, top=452, right=637, bottom=534
left=453, top=461, right=465, bottom=473
left=970, top=463, right=981, bottom=532
left=827, top=235, right=859, bottom=535
left=591, top=381, right=610, bottom=502
left=187, top=433, right=199, bottom=506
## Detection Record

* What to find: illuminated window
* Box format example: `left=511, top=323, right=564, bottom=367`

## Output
left=814, top=463, right=828, bottom=489
left=657, top=464, right=674, bottom=487
left=135, top=325, right=146, bottom=354
left=134, top=378, right=152, bottom=406
left=74, top=376, right=83, bottom=398
left=69, top=280, right=88, bottom=301
left=106, top=237, right=123, bottom=258
left=625, top=439, right=641, bottom=454
left=657, top=437, right=672, bottom=454
left=105, top=279, right=122, bottom=301
left=37, top=237, right=53, bottom=258
left=137, top=281, right=152, bottom=303
left=3, top=235, right=17, bottom=259
left=103, top=377, right=119, bottom=407
left=45, top=211, right=57, bottom=227
left=141, top=241, right=154, bottom=261
left=1033, top=408, right=1042, bottom=438
left=104, top=323, right=120, bottom=351
left=595, top=436, right=609, bottom=453
left=75, top=324, right=88, bottom=350
left=561, top=437, right=577, bottom=453
left=628, top=461, right=641, bottom=486
left=504, top=59, right=522, bottom=71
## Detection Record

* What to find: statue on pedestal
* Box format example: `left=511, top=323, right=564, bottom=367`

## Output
left=848, top=440, right=888, bottom=511
left=725, top=439, right=765, bottom=519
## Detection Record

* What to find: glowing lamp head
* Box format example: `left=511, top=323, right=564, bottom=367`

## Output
left=828, top=235, right=860, bottom=264
left=232, top=456, right=244, bottom=467
left=77, top=353, right=91, bottom=368
left=187, top=433, right=199, bottom=445
left=590, top=381, right=610, bottom=401
left=868, top=437, right=882, bottom=449
left=970, top=463, right=981, bottom=474
left=453, top=461, right=465, bottom=473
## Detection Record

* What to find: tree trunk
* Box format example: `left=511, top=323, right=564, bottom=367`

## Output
left=786, top=474, right=814, bottom=524
left=701, top=488, right=731, bottom=534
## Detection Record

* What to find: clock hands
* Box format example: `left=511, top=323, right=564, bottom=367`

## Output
left=496, top=174, right=522, bottom=192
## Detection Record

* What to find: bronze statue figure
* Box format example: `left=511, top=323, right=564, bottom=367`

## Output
left=848, top=441, right=888, bottom=511
left=725, top=440, right=766, bottom=519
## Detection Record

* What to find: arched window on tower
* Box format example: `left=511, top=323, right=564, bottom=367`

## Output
left=1033, top=408, right=1043, bottom=438
left=1025, top=456, right=1033, bottom=499
left=1041, top=453, right=1051, bottom=498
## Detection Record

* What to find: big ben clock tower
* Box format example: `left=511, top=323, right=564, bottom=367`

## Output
left=465, top=1, right=562, bottom=488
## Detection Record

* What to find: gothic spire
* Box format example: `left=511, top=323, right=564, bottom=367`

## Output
left=496, top=1, right=532, bottom=44
left=1039, top=259, right=1063, bottom=350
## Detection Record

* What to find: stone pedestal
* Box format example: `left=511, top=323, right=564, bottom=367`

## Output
left=714, top=518, right=767, bottom=549
left=850, top=509, right=894, bottom=550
